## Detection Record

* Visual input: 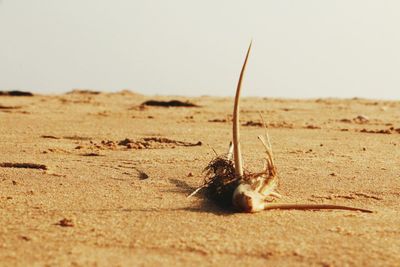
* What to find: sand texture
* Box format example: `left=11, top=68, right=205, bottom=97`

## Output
left=1, top=91, right=399, bottom=266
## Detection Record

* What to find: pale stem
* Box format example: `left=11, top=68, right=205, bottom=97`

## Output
left=233, top=41, right=252, bottom=178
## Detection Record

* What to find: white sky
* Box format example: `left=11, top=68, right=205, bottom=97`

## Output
left=1, top=0, right=399, bottom=99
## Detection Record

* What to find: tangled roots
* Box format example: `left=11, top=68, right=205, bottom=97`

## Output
left=202, top=156, right=240, bottom=207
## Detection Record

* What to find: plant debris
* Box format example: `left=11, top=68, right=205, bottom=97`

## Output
left=201, top=155, right=240, bottom=207
left=66, top=89, right=101, bottom=95
left=141, top=100, right=199, bottom=107
left=40, top=135, right=60, bottom=139
left=304, top=124, right=321, bottom=129
left=0, top=162, right=47, bottom=170
left=192, top=137, right=279, bottom=211
left=242, top=120, right=263, bottom=127
left=0, top=105, right=22, bottom=110
left=191, top=42, right=372, bottom=213
left=0, top=90, right=34, bottom=96
left=55, top=218, right=74, bottom=227
left=359, top=127, right=400, bottom=134
left=208, top=118, right=228, bottom=123
left=81, top=152, right=104, bottom=156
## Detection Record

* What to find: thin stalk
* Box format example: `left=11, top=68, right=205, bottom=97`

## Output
left=233, top=41, right=252, bottom=178
left=263, top=203, right=372, bottom=213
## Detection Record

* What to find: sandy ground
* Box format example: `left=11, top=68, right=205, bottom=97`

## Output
left=0, top=90, right=399, bottom=266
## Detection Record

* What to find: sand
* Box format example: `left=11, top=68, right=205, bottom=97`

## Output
left=0, top=90, right=399, bottom=266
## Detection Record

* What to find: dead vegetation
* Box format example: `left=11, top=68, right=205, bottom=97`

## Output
left=141, top=100, right=199, bottom=107
left=0, top=162, right=47, bottom=170
left=66, top=89, right=101, bottom=95
left=0, top=90, right=33, bottom=96
left=55, top=218, right=74, bottom=227
left=200, top=152, right=238, bottom=207
left=359, top=127, right=400, bottom=134
left=0, top=105, right=22, bottom=110
left=190, top=42, right=372, bottom=213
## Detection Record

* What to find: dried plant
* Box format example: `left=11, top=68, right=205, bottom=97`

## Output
left=191, top=42, right=372, bottom=213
